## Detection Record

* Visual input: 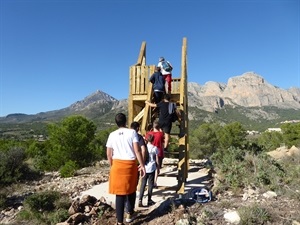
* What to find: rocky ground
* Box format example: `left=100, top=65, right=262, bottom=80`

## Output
left=1, top=158, right=300, bottom=225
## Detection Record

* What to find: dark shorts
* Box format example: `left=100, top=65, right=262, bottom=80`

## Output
left=159, top=121, right=172, bottom=134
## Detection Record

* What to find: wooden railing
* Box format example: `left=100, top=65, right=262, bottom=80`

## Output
left=130, top=64, right=180, bottom=100
left=130, top=65, right=154, bottom=95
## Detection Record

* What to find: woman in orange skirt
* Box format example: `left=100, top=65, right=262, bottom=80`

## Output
left=106, top=113, right=145, bottom=225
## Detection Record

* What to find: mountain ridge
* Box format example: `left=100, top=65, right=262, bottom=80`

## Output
left=1, top=72, right=300, bottom=126
left=188, top=72, right=300, bottom=112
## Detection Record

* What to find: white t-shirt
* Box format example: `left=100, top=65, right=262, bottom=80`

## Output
left=158, top=61, right=172, bottom=75
left=106, top=128, right=139, bottom=160
left=145, top=143, right=158, bottom=173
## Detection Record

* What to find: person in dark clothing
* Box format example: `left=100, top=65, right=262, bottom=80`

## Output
left=149, top=67, right=166, bottom=104
left=145, top=94, right=174, bottom=152
left=130, top=121, right=147, bottom=163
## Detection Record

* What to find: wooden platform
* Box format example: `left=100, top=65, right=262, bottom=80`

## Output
left=127, top=38, right=189, bottom=195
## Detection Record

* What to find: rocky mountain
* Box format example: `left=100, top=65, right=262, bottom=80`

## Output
left=188, top=72, right=300, bottom=112
left=1, top=72, right=300, bottom=133
left=69, top=90, right=117, bottom=112
left=0, top=90, right=119, bottom=124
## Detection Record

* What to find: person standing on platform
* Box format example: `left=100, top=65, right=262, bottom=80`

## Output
left=149, top=66, right=166, bottom=104
left=157, top=57, right=173, bottom=94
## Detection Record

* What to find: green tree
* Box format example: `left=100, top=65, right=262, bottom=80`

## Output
left=189, top=123, right=221, bottom=158
left=26, top=140, right=51, bottom=170
left=217, top=122, right=247, bottom=150
left=281, top=123, right=300, bottom=148
left=45, top=115, right=98, bottom=170
left=257, top=131, right=284, bottom=151
left=92, top=127, right=116, bottom=160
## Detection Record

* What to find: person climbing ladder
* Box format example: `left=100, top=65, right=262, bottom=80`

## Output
left=158, top=57, right=173, bottom=94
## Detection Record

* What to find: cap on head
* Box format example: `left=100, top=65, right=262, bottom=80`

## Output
left=159, top=57, right=165, bottom=62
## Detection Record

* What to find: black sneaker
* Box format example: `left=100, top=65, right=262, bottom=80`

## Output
left=147, top=200, right=156, bottom=206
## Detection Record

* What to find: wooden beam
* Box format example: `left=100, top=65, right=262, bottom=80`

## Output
left=136, top=41, right=146, bottom=66
left=134, top=108, right=145, bottom=123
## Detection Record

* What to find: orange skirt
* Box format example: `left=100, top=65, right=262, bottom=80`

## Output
left=109, top=159, right=138, bottom=195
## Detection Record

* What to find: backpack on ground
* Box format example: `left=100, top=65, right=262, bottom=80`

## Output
left=189, top=186, right=212, bottom=203
left=161, top=61, right=173, bottom=72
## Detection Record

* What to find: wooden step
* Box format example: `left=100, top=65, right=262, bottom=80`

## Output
left=134, top=108, right=145, bottom=122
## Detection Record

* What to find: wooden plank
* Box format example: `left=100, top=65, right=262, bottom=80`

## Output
left=141, top=66, right=146, bottom=93
left=132, top=94, right=148, bottom=101
left=172, top=78, right=181, bottom=94
left=128, top=66, right=134, bottom=126
left=176, top=37, right=189, bottom=195
left=136, top=66, right=141, bottom=94
left=136, top=42, right=146, bottom=65
left=132, top=67, right=136, bottom=95
left=141, top=82, right=153, bottom=135
left=134, top=108, right=145, bottom=123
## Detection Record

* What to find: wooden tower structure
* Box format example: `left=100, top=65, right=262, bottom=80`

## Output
left=128, top=37, right=189, bottom=195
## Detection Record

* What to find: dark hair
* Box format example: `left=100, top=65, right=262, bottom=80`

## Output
left=147, top=134, right=154, bottom=143
left=115, top=113, right=126, bottom=127
left=164, top=94, right=171, bottom=101
left=130, top=121, right=140, bottom=131
left=155, top=66, right=161, bottom=72
left=153, top=121, right=160, bottom=129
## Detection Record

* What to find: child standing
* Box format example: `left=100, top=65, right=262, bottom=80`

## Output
left=138, top=134, right=160, bottom=207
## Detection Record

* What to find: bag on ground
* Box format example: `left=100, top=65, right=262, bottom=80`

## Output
left=189, top=186, right=212, bottom=203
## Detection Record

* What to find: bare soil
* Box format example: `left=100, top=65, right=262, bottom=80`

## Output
left=1, top=159, right=300, bottom=225
left=94, top=190, right=300, bottom=225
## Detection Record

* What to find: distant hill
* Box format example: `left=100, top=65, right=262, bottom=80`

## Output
left=1, top=72, right=300, bottom=138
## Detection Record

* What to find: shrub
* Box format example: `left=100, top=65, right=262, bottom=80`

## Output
left=24, top=191, right=60, bottom=212
left=254, top=154, right=285, bottom=190
left=211, top=147, right=286, bottom=193
left=59, top=160, right=78, bottom=178
left=18, top=191, right=71, bottom=225
left=211, top=147, right=247, bottom=192
left=48, top=208, right=69, bottom=224
left=275, top=155, right=300, bottom=200
left=0, top=193, right=7, bottom=210
left=238, top=204, right=272, bottom=225
left=0, top=147, right=26, bottom=185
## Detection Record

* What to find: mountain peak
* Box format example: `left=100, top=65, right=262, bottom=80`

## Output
left=69, top=90, right=117, bottom=111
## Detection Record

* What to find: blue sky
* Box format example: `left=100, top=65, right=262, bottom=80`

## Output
left=0, top=0, right=299, bottom=117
